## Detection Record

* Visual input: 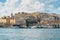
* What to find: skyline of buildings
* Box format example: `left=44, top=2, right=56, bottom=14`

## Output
left=0, top=12, right=60, bottom=28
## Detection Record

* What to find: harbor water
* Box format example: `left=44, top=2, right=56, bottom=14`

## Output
left=0, top=28, right=60, bottom=40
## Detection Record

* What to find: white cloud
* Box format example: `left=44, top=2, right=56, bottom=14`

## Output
left=0, top=0, right=20, bottom=16
left=16, top=0, right=45, bottom=12
left=0, top=0, right=59, bottom=16
left=0, top=0, right=45, bottom=16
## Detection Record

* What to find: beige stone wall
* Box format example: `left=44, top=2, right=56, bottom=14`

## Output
left=10, top=19, right=16, bottom=24
left=0, top=18, right=16, bottom=24
left=0, top=19, right=6, bottom=23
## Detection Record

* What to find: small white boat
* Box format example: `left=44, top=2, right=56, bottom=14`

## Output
left=31, top=26, right=42, bottom=28
left=31, top=26, right=37, bottom=28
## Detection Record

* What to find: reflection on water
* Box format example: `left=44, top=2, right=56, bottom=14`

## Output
left=0, top=28, right=60, bottom=40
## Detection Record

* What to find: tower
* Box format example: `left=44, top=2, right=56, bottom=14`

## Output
left=11, top=13, right=14, bottom=19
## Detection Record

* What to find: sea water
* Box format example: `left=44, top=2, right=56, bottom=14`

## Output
left=0, top=28, right=60, bottom=40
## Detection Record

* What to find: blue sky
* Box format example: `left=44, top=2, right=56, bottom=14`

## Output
left=0, top=0, right=6, bottom=3
left=0, top=0, right=60, bottom=16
